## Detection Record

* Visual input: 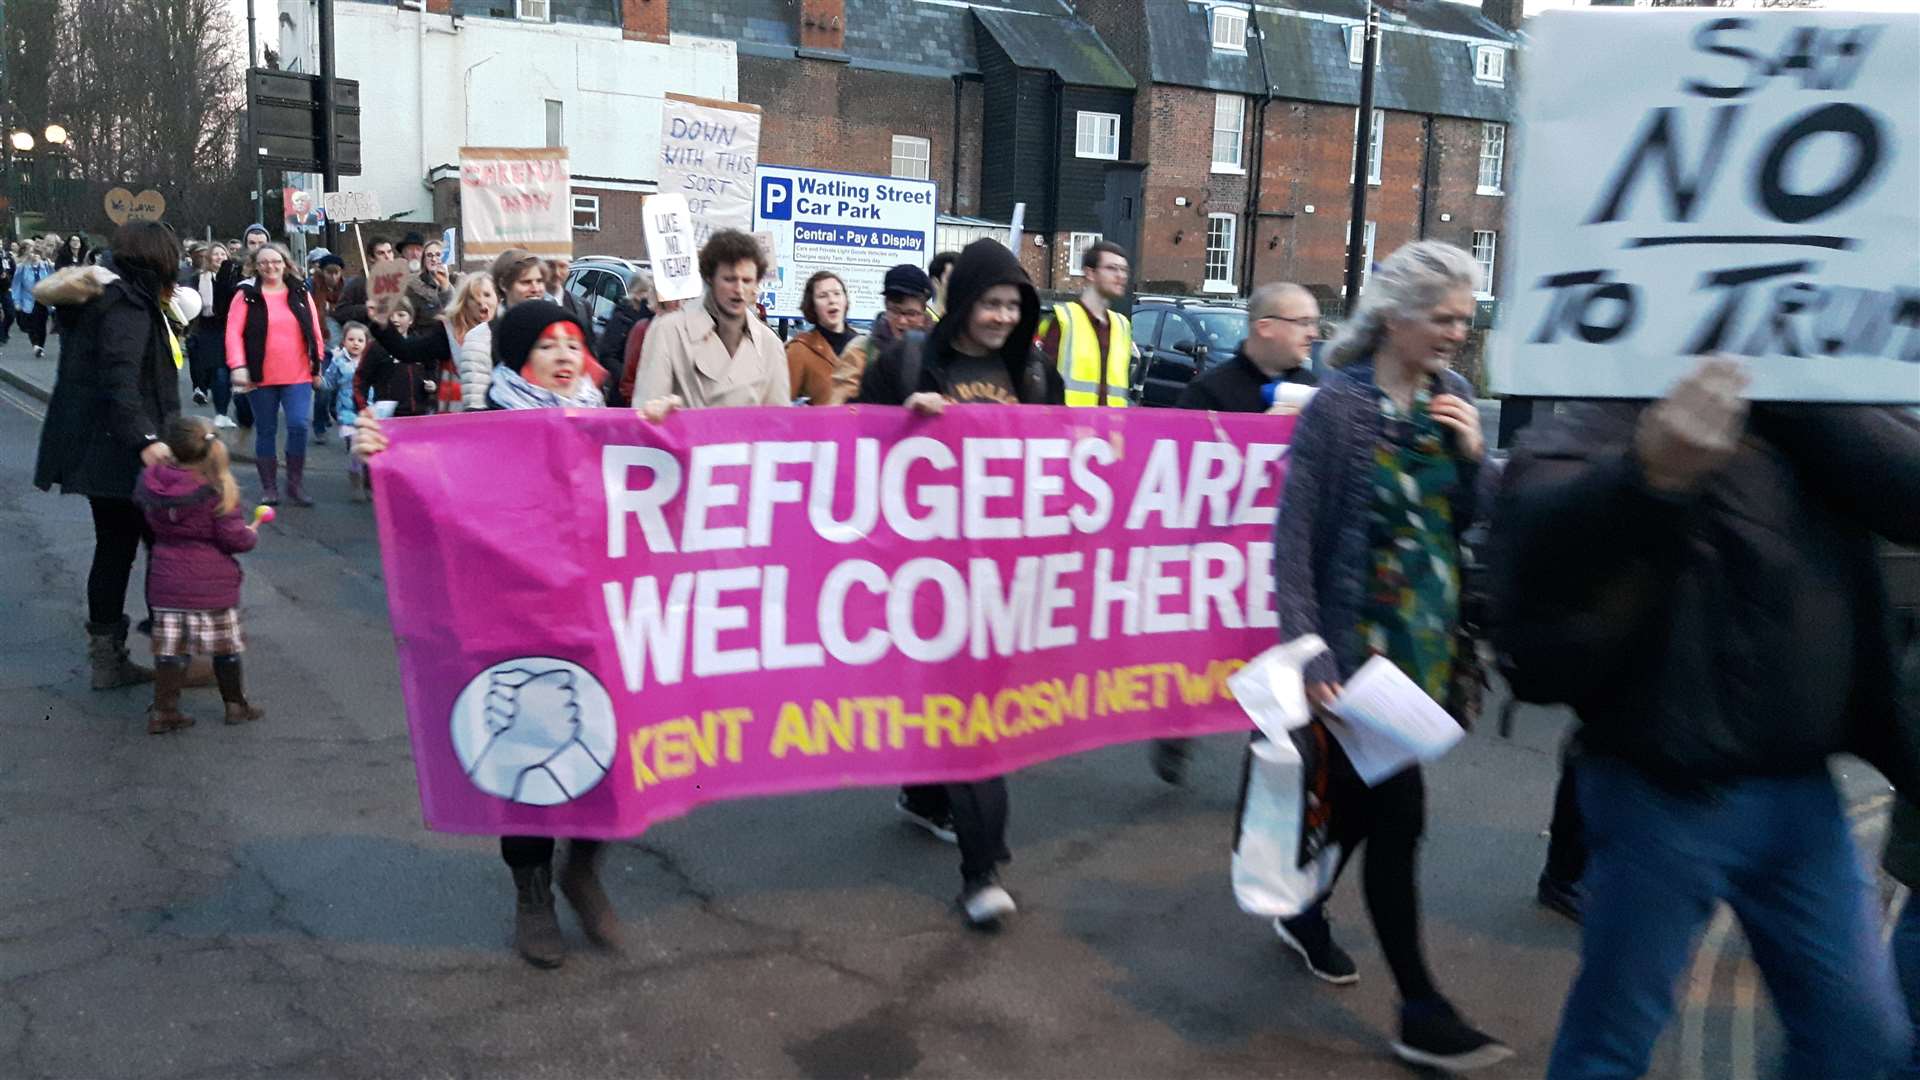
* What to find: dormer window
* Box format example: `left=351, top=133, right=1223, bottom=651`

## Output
left=1212, top=7, right=1248, bottom=52
left=1475, top=45, right=1506, bottom=84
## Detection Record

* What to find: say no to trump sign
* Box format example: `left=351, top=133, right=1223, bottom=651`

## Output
left=1494, top=10, right=1919, bottom=403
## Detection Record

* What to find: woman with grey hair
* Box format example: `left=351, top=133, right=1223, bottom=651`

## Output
left=595, top=268, right=655, bottom=407
left=1266, top=240, right=1509, bottom=1070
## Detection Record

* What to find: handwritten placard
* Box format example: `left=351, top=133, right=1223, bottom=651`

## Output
left=659, top=94, right=761, bottom=249
left=460, top=147, right=572, bottom=264
left=368, top=258, right=412, bottom=304
left=103, top=187, right=166, bottom=224
left=1492, top=10, right=1920, bottom=403
left=322, top=190, right=384, bottom=224
left=641, top=194, right=701, bottom=303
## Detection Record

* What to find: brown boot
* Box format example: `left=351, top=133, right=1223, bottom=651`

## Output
left=511, top=865, right=566, bottom=969
left=147, top=660, right=194, bottom=734
left=212, top=655, right=265, bottom=725
left=88, top=616, right=154, bottom=690
left=558, top=841, right=624, bottom=951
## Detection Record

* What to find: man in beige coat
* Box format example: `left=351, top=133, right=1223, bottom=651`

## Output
left=635, top=230, right=789, bottom=416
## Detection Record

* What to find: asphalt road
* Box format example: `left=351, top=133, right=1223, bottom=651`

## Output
left=0, top=368, right=1895, bottom=1080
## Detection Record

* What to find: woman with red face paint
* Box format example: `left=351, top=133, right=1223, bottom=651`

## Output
left=354, top=301, right=614, bottom=969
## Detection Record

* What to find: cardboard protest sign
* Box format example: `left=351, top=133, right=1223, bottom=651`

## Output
left=367, top=258, right=412, bottom=304
left=322, top=190, right=383, bottom=224
left=754, top=166, right=937, bottom=320
left=1493, top=11, right=1919, bottom=402
left=103, top=187, right=166, bottom=224
left=641, top=194, right=701, bottom=303
left=659, top=94, right=761, bottom=250
left=459, top=148, right=571, bottom=265
left=370, top=406, right=1295, bottom=838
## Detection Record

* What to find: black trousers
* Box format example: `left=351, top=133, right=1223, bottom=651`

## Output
left=1252, top=735, right=1440, bottom=1005
left=0, top=285, right=14, bottom=341
left=87, top=497, right=150, bottom=628
left=903, top=779, right=1011, bottom=883
left=19, top=306, right=48, bottom=349
left=499, top=835, right=603, bottom=870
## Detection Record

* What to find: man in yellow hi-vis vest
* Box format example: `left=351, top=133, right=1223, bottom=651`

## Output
left=1037, top=240, right=1132, bottom=406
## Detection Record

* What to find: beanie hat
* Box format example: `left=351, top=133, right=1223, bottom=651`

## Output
left=244, top=223, right=270, bottom=240
left=398, top=231, right=427, bottom=251
left=495, top=300, right=590, bottom=372
left=882, top=264, right=933, bottom=300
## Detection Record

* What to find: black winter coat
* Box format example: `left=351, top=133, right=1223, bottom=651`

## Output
left=594, top=299, right=649, bottom=407
left=1491, top=403, right=1920, bottom=795
left=33, top=269, right=180, bottom=500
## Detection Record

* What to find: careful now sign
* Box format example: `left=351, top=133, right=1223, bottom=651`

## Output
left=1493, top=10, right=1920, bottom=403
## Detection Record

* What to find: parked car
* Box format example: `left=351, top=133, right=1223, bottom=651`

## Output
left=1128, top=296, right=1249, bottom=407
left=564, top=256, right=649, bottom=337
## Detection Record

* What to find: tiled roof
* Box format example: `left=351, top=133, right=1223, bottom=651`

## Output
left=1146, top=1, right=1516, bottom=123
left=974, top=8, right=1135, bottom=90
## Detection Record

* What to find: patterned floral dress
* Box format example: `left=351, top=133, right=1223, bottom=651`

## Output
left=1354, top=387, right=1461, bottom=700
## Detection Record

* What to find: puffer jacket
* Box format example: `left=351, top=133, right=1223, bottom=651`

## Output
left=32, top=266, right=180, bottom=500
left=135, top=462, right=257, bottom=611
left=1492, top=403, right=1920, bottom=794
left=457, top=321, right=494, bottom=411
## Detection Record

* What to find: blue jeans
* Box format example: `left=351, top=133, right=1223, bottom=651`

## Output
left=1549, top=758, right=1908, bottom=1079
left=1894, top=897, right=1920, bottom=1079
left=247, top=382, right=312, bottom=462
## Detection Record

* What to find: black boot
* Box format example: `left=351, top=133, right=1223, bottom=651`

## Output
left=212, top=655, right=265, bottom=725
left=510, top=865, right=565, bottom=969
left=86, top=616, right=153, bottom=690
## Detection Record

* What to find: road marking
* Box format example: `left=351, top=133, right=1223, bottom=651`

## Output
left=0, top=383, right=46, bottom=420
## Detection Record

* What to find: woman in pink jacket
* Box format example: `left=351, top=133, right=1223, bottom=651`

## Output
left=225, top=243, right=325, bottom=506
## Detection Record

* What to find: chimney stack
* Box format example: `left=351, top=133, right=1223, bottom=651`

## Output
left=1480, top=0, right=1524, bottom=34
left=799, top=0, right=847, bottom=53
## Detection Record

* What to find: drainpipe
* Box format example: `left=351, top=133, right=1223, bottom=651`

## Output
left=949, top=76, right=963, bottom=216
left=1241, top=7, right=1276, bottom=296
left=1417, top=114, right=1434, bottom=240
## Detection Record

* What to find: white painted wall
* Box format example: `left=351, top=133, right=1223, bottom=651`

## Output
left=277, top=2, right=738, bottom=221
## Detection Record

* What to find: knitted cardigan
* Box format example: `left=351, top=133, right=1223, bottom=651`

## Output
left=1273, top=356, right=1484, bottom=686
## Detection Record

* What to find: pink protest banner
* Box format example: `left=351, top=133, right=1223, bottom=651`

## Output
left=371, top=405, right=1294, bottom=838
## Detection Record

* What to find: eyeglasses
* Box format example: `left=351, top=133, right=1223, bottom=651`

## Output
left=1256, top=315, right=1319, bottom=328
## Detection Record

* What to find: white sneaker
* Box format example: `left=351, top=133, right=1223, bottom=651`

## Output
left=961, top=881, right=1016, bottom=926
left=213, top=414, right=236, bottom=429
left=34, top=346, right=45, bottom=358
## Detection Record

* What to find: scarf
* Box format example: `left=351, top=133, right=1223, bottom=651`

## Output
left=485, top=363, right=605, bottom=411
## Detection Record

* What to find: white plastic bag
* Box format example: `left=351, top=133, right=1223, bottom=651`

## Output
left=1231, top=728, right=1345, bottom=919
left=1226, top=635, right=1328, bottom=742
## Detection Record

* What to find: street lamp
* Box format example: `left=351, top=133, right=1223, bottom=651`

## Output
left=43, top=124, right=67, bottom=147
left=10, top=130, right=33, bottom=153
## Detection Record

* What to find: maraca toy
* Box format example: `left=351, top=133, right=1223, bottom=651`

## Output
left=251, top=505, right=276, bottom=528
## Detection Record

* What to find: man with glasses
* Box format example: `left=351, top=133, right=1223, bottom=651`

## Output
left=1039, top=241, right=1133, bottom=407
left=1150, top=281, right=1321, bottom=786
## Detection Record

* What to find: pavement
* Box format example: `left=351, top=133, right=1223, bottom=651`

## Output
left=0, top=332, right=1903, bottom=1080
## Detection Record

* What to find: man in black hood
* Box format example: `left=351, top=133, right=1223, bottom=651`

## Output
left=853, top=239, right=1063, bottom=928
left=856, top=238, right=1062, bottom=410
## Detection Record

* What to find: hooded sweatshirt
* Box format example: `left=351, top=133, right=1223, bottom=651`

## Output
left=135, top=461, right=258, bottom=611
left=852, top=239, right=1063, bottom=408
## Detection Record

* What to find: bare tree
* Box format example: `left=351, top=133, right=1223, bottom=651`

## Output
left=5, top=0, right=249, bottom=238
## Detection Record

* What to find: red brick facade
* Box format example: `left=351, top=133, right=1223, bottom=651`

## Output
left=621, top=0, right=669, bottom=44
left=571, top=187, right=647, bottom=260
left=1134, top=85, right=1254, bottom=295
left=1128, top=92, right=1512, bottom=303
left=737, top=57, right=981, bottom=219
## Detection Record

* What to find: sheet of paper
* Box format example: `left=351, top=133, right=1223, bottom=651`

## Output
left=1324, top=655, right=1465, bottom=786
left=1228, top=635, right=1327, bottom=743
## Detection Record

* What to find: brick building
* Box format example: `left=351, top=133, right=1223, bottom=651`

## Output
left=670, top=0, right=1136, bottom=293
left=1078, top=0, right=1522, bottom=304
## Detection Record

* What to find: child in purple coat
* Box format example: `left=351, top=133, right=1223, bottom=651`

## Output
left=134, top=416, right=266, bottom=733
